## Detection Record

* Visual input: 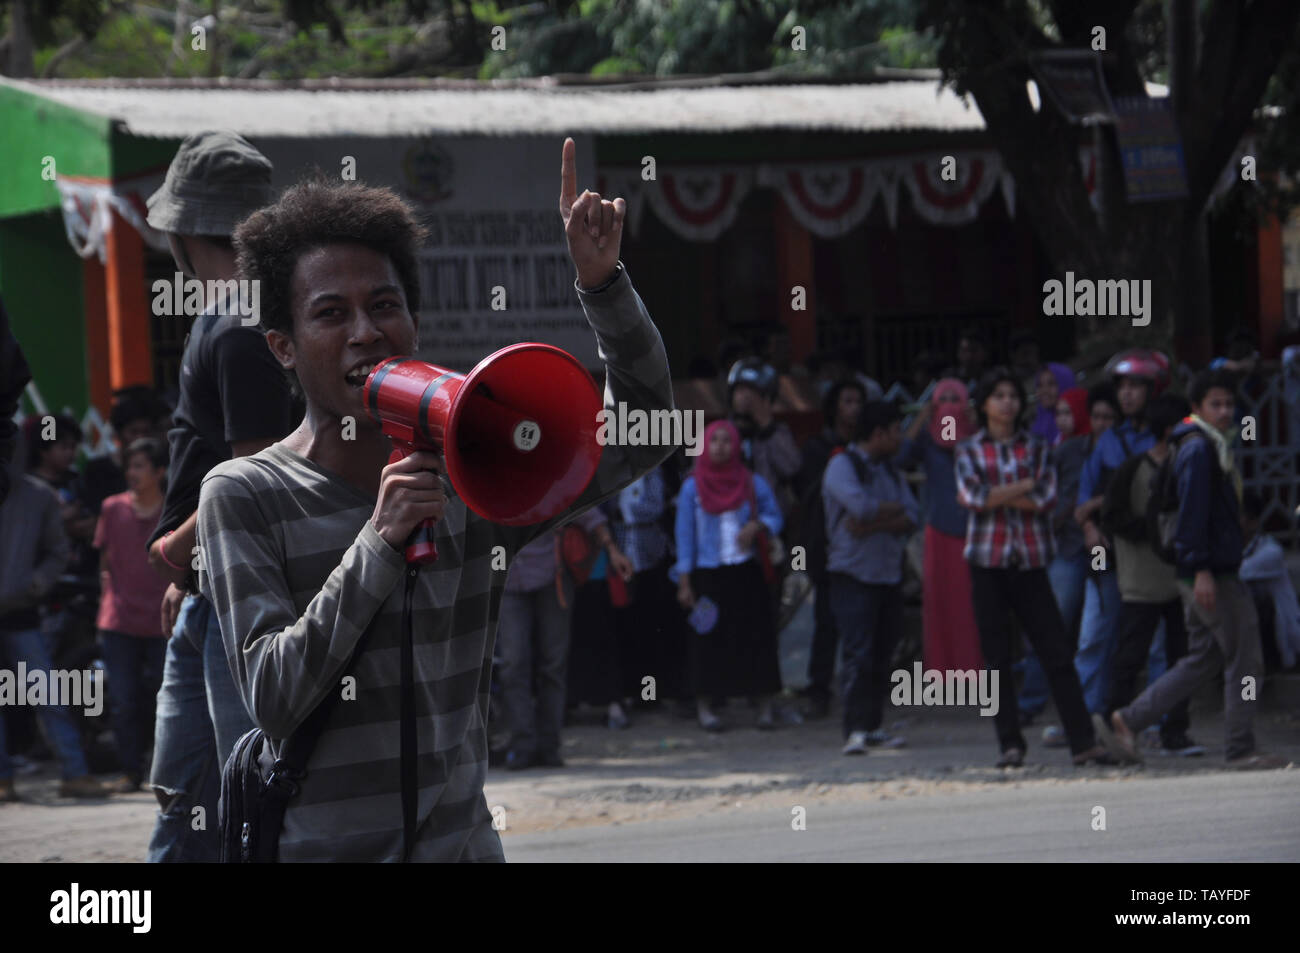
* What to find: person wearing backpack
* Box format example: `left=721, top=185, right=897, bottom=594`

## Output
left=1097, top=393, right=1204, bottom=757
left=1098, top=370, right=1287, bottom=770
left=793, top=378, right=866, bottom=718
left=1071, top=350, right=1169, bottom=722
left=898, top=378, right=982, bottom=674
left=825, top=401, right=919, bottom=754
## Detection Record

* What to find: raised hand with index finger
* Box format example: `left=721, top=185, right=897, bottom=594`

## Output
left=559, top=136, right=626, bottom=290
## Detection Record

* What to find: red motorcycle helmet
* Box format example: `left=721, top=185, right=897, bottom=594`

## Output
left=1104, top=348, right=1170, bottom=397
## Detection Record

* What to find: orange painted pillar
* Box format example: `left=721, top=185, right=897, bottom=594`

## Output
left=772, top=197, right=816, bottom=367
left=1256, top=213, right=1283, bottom=357
left=102, top=207, right=153, bottom=391
left=82, top=256, right=113, bottom=417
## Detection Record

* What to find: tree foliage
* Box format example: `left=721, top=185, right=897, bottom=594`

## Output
left=5, top=0, right=936, bottom=80
left=915, top=0, right=1299, bottom=359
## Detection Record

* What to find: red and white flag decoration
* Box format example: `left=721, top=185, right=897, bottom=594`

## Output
left=900, top=151, right=1010, bottom=227
left=610, top=151, right=1027, bottom=242
left=757, top=162, right=883, bottom=238
left=55, top=171, right=169, bottom=263
left=639, top=166, right=756, bottom=242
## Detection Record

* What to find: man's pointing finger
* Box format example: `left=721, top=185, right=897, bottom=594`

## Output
left=560, top=137, right=578, bottom=210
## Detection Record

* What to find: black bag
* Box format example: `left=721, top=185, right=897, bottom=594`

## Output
left=1092, top=427, right=1136, bottom=501
left=803, top=448, right=869, bottom=577
left=219, top=566, right=419, bottom=862
left=1146, top=430, right=1221, bottom=566
left=1099, top=452, right=1154, bottom=544
left=219, top=686, right=344, bottom=863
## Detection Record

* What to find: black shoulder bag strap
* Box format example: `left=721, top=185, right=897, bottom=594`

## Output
left=827, top=450, right=872, bottom=537
left=259, top=594, right=384, bottom=861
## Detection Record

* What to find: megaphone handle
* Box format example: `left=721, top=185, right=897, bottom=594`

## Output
left=405, top=521, right=439, bottom=565
left=386, top=445, right=440, bottom=565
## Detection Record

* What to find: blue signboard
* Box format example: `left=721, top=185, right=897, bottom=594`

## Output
left=1113, top=96, right=1189, bottom=202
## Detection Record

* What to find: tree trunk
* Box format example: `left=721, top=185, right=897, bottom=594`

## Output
left=1166, top=0, right=1213, bottom=364
left=7, top=0, right=35, bottom=77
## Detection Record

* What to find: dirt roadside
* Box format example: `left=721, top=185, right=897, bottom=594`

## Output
left=2, top=700, right=1296, bottom=862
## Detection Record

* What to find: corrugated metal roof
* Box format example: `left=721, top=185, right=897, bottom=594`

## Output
left=1, top=76, right=987, bottom=138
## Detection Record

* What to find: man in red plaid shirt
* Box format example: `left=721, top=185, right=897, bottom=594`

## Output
left=954, top=368, right=1112, bottom=768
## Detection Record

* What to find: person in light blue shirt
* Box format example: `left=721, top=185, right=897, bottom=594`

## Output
left=674, top=420, right=783, bottom=732
left=822, top=401, right=919, bottom=755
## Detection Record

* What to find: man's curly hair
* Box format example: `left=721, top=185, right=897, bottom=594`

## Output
left=234, top=177, right=428, bottom=339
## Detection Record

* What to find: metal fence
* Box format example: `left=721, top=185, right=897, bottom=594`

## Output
left=1236, top=371, right=1299, bottom=545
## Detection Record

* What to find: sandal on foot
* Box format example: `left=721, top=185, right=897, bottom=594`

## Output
left=996, top=747, right=1025, bottom=768
left=1072, top=744, right=1118, bottom=766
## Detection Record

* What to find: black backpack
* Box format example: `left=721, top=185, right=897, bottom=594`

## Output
left=1146, top=431, right=1221, bottom=566
left=1099, top=451, right=1155, bottom=544
left=803, top=448, right=869, bottom=577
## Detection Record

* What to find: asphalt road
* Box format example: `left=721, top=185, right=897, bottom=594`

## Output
left=501, top=769, right=1300, bottom=862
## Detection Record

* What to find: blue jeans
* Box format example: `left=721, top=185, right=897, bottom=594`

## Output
left=1019, top=551, right=1088, bottom=716
left=1074, top=570, right=1124, bottom=714
left=146, top=594, right=253, bottom=863
left=98, top=630, right=166, bottom=781
left=0, top=627, right=91, bottom=780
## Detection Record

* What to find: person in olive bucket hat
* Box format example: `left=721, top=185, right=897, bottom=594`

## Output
left=142, top=132, right=296, bottom=861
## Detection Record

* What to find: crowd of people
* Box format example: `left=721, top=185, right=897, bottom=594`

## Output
left=1, top=130, right=1298, bottom=864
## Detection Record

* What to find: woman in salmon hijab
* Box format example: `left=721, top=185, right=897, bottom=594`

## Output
left=898, top=378, right=982, bottom=671
left=673, top=419, right=784, bottom=731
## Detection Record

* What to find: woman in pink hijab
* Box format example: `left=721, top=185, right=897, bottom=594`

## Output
left=898, top=378, right=983, bottom=671
left=673, top=419, right=784, bottom=731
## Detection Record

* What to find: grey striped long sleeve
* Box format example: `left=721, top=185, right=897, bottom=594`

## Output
left=193, top=261, right=673, bottom=862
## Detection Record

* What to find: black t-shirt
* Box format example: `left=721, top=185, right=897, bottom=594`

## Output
left=83, top=456, right=126, bottom=515
left=148, top=293, right=295, bottom=588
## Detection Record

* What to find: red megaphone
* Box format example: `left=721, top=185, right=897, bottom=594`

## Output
left=362, top=343, right=604, bottom=564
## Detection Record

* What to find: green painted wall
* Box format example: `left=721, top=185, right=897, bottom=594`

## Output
left=0, top=83, right=112, bottom=218
left=110, top=128, right=181, bottom=179
left=0, top=211, right=88, bottom=417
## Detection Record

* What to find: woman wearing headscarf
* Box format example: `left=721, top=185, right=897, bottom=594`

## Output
left=674, top=420, right=784, bottom=731
left=899, top=378, right=982, bottom=671
left=1030, top=363, right=1077, bottom=445
left=1019, top=384, right=1111, bottom=724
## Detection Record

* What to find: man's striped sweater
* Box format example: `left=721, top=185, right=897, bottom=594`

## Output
left=196, top=263, right=672, bottom=861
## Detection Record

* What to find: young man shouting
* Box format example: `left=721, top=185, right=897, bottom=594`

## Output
left=196, top=140, right=674, bottom=861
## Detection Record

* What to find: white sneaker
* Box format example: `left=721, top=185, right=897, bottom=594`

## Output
left=842, top=731, right=869, bottom=755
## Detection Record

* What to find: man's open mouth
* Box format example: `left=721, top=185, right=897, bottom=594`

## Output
left=345, top=362, right=377, bottom=388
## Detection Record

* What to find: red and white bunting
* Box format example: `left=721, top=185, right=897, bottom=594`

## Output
left=639, top=167, right=756, bottom=242
left=55, top=172, right=168, bottom=263
left=757, top=162, right=881, bottom=238
left=899, top=151, right=1007, bottom=227
left=611, top=151, right=1029, bottom=241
